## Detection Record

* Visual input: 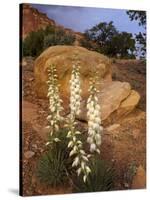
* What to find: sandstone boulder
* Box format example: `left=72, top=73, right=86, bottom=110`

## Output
left=78, top=81, right=131, bottom=122
left=34, top=45, right=140, bottom=123
left=106, top=124, right=120, bottom=132
left=117, top=90, right=140, bottom=117
left=34, top=45, right=112, bottom=99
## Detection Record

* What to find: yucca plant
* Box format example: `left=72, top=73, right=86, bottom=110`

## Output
left=66, top=62, right=91, bottom=183
left=37, top=60, right=109, bottom=189
left=46, top=64, right=64, bottom=144
left=36, top=129, right=74, bottom=187
left=87, top=75, right=103, bottom=154
left=73, top=156, right=115, bottom=192
left=37, top=149, right=68, bottom=187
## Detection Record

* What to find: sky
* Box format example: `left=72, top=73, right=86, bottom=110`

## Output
left=32, top=4, right=145, bottom=36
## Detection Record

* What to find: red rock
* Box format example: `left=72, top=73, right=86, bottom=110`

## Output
left=24, top=151, right=35, bottom=159
left=22, top=4, right=84, bottom=43
left=22, top=101, right=38, bottom=122
left=132, top=165, right=146, bottom=189
left=22, top=4, right=55, bottom=38
left=117, top=90, right=140, bottom=117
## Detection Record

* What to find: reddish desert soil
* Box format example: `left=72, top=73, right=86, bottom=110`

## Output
left=21, top=57, right=146, bottom=196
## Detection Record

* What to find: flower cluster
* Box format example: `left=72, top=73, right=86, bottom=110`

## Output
left=69, top=64, right=82, bottom=116
left=67, top=62, right=91, bottom=182
left=46, top=64, right=64, bottom=143
left=66, top=116, right=91, bottom=182
left=87, top=76, right=103, bottom=154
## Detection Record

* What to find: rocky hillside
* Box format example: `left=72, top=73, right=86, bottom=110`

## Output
left=21, top=4, right=83, bottom=43
left=21, top=54, right=146, bottom=195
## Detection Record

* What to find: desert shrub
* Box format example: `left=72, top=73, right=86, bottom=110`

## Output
left=82, top=22, right=136, bottom=58
left=23, top=29, right=44, bottom=57
left=43, top=30, right=75, bottom=49
left=37, top=149, right=68, bottom=186
left=36, top=128, right=74, bottom=186
left=23, top=25, right=75, bottom=57
left=79, top=38, right=93, bottom=50
left=73, top=157, right=115, bottom=192
left=124, top=161, right=137, bottom=186
left=127, top=10, right=146, bottom=59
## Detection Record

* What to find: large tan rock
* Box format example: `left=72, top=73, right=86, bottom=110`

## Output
left=117, top=90, right=140, bottom=117
left=34, top=45, right=140, bottom=123
left=34, top=45, right=112, bottom=99
left=78, top=81, right=131, bottom=122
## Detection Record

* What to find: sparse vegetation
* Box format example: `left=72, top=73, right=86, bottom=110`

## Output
left=36, top=128, right=74, bottom=186
left=37, top=149, right=68, bottom=186
left=23, top=25, right=75, bottom=57
left=81, top=21, right=136, bottom=58
left=73, top=157, right=115, bottom=192
left=126, top=10, right=146, bottom=59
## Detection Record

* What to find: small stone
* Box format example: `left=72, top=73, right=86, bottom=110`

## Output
left=22, top=60, right=27, bottom=67
left=38, top=110, right=45, bottom=114
left=132, top=129, right=140, bottom=139
left=32, top=174, right=37, bottom=185
left=24, top=151, right=35, bottom=159
left=124, top=182, right=129, bottom=188
left=131, top=165, right=146, bottom=189
left=39, top=148, right=44, bottom=153
left=29, top=78, right=34, bottom=81
left=32, top=144, right=38, bottom=149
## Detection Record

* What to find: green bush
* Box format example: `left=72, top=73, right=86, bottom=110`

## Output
left=36, top=128, right=115, bottom=191
left=73, top=157, right=115, bottom=192
left=23, top=29, right=44, bottom=57
left=22, top=25, right=75, bottom=57
left=82, top=22, right=136, bottom=58
left=43, top=30, right=75, bottom=49
left=37, top=149, right=68, bottom=186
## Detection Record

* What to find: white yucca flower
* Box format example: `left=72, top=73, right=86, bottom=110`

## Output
left=87, top=75, right=103, bottom=154
left=70, top=64, right=82, bottom=116
left=66, top=60, right=91, bottom=183
left=46, top=64, right=64, bottom=144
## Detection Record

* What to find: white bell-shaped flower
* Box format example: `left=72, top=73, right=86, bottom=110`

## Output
left=67, top=61, right=91, bottom=183
left=87, top=75, right=103, bottom=154
left=46, top=64, right=64, bottom=143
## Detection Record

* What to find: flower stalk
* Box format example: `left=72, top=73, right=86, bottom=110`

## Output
left=69, top=63, right=82, bottom=116
left=46, top=64, right=64, bottom=144
left=67, top=63, right=91, bottom=182
left=87, top=75, right=103, bottom=154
